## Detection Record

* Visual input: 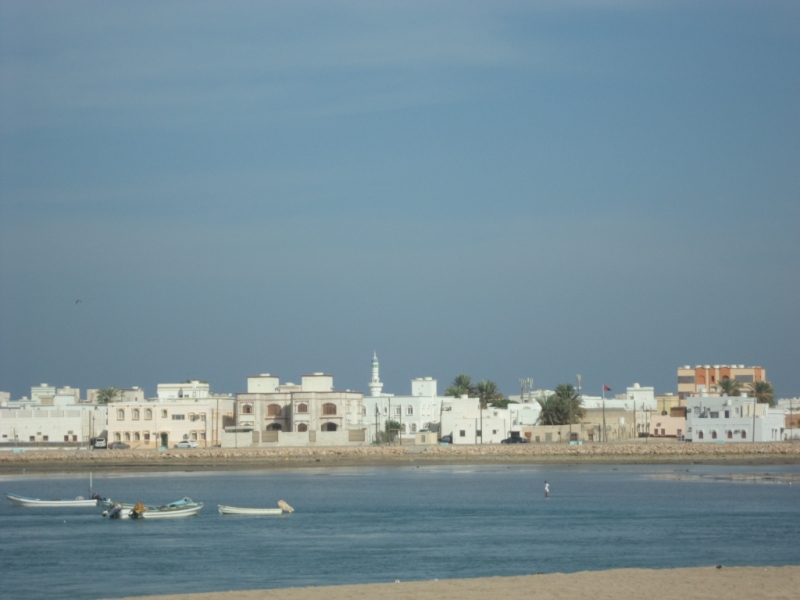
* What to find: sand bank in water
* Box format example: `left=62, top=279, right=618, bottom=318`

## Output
left=117, top=566, right=800, bottom=600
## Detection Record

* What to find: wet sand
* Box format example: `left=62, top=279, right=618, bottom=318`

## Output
left=116, top=566, right=800, bottom=600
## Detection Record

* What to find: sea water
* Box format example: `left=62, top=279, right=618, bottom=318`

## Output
left=1, top=463, right=799, bottom=599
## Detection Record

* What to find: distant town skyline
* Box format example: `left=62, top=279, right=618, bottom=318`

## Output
left=2, top=2, right=798, bottom=401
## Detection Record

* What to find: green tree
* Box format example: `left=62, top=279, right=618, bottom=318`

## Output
left=718, top=377, right=743, bottom=396
left=749, top=381, right=775, bottom=406
left=375, top=419, right=401, bottom=444
left=536, top=384, right=585, bottom=425
left=445, top=374, right=476, bottom=398
left=95, top=387, right=121, bottom=404
left=474, top=379, right=504, bottom=408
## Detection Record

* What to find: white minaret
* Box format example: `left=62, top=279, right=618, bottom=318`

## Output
left=369, top=351, right=384, bottom=397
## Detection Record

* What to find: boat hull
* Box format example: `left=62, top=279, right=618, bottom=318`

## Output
left=5, top=492, right=98, bottom=507
left=218, top=504, right=285, bottom=515
left=106, top=503, right=204, bottom=519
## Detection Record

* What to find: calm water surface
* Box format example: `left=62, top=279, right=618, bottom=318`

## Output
left=2, top=463, right=799, bottom=599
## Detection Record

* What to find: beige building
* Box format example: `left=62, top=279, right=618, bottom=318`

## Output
left=232, top=372, right=366, bottom=447
left=677, top=365, right=766, bottom=399
left=107, top=400, right=217, bottom=448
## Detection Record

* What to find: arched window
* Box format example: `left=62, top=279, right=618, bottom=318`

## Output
left=400, top=423, right=407, bottom=433
left=242, top=404, right=253, bottom=414
left=134, top=432, right=140, bottom=441
left=297, top=403, right=308, bottom=413
left=297, top=423, right=308, bottom=432
left=321, top=422, right=338, bottom=431
left=361, top=406, right=366, bottom=415
left=189, top=413, right=196, bottom=422
left=741, top=430, right=747, bottom=439
left=132, top=409, right=140, bottom=420
left=711, top=430, right=717, bottom=439
left=200, top=413, right=206, bottom=421
left=323, top=403, right=337, bottom=415
left=144, top=432, right=150, bottom=441
left=114, top=433, right=121, bottom=442
left=407, top=406, right=413, bottom=416
left=411, top=423, right=417, bottom=433
left=117, top=409, right=125, bottom=420
left=145, top=409, right=152, bottom=420
left=697, top=431, right=704, bottom=439
left=124, top=432, right=131, bottom=441
left=200, top=432, right=206, bottom=440
left=191, top=431, right=198, bottom=440
left=267, top=423, right=282, bottom=431
left=267, top=404, right=282, bottom=417
left=727, top=431, right=733, bottom=439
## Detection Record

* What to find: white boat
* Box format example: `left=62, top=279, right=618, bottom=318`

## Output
left=105, top=501, right=204, bottom=519
left=218, top=500, right=294, bottom=516
left=5, top=492, right=99, bottom=508
left=99, top=496, right=197, bottom=511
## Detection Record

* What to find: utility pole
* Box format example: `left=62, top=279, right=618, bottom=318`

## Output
left=602, top=385, right=607, bottom=443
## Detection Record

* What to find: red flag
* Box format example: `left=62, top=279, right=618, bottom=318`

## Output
left=603, top=385, right=612, bottom=391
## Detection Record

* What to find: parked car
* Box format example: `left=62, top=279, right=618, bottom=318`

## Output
left=174, top=440, right=199, bottom=449
left=501, top=436, right=529, bottom=444
left=440, top=435, right=453, bottom=444
left=108, top=442, right=130, bottom=450
left=93, top=438, right=107, bottom=449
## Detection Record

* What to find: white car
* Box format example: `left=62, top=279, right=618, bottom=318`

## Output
left=174, top=440, right=199, bottom=449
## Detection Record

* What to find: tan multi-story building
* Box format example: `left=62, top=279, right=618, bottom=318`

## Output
left=233, top=372, right=366, bottom=447
left=677, top=365, right=766, bottom=399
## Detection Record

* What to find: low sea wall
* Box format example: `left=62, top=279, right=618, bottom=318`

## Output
left=2, top=441, right=799, bottom=472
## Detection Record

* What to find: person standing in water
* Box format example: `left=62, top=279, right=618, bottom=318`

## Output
left=544, top=481, right=550, bottom=498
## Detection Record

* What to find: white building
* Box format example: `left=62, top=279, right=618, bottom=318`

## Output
left=440, top=397, right=512, bottom=444
left=0, top=402, right=107, bottom=446
left=157, top=380, right=212, bottom=399
left=685, top=394, right=785, bottom=443
left=361, top=354, right=447, bottom=443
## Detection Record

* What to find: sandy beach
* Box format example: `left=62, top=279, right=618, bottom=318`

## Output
left=2, top=441, right=800, bottom=474
left=115, top=566, right=800, bottom=600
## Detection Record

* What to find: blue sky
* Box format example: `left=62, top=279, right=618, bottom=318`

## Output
left=1, top=1, right=798, bottom=400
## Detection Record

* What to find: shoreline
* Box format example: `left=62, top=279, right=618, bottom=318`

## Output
left=115, top=566, right=800, bottom=600
left=3, top=441, right=800, bottom=474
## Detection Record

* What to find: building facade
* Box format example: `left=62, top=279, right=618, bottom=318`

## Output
left=685, top=394, right=784, bottom=442
left=677, top=365, right=766, bottom=399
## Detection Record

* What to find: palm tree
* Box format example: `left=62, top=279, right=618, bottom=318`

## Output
left=749, top=381, right=775, bottom=406
left=536, top=384, right=585, bottom=425
left=474, top=380, right=504, bottom=409
left=717, top=377, right=742, bottom=396
left=96, top=387, right=121, bottom=404
left=445, top=374, right=476, bottom=398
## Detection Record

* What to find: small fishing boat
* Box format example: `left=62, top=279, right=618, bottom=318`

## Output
left=5, top=492, right=99, bottom=508
left=98, top=496, right=197, bottom=511
left=218, top=500, right=294, bottom=516
left=104, top=500, right=204, bottom=520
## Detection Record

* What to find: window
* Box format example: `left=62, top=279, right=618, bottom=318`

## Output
left=172, top=414, right=185, bottom=420
left=161, top=409, right=168, bottom=418
left=710, top=412, right=719, bottom=418
left=29, top=436, right=35, bottom=442
left=724, top=411, right=730, bottom=418
left=321, top=422, right=337, bottom=431
left=411, top=424, right=417, bottom=433
left=114, top=433, right=121, bottom=442
left=64, top=435, right=69, bottom=442
left=460, top=430, right=466, bottom=437
left=266, top=423, right=282, bottom=431
left=361, top=406, right=366, bottom=415
left=406, top=406, right=413, bottom=416
left=711, top=431, right=717, bottom=439
left=134, top=432, right=140, bottom=441
left=298, top=423, right=308, bottom=432
left=297, top=403, right=308, bottom=413
left=323, top=403, right=337, bottom=415
left=400, top=424, right=407, bottom=433
left=144, top=432, right=150, bottom=441
left=189, top=413, right=196, bottom=422
left=200, top=432, right=206, bottom=440
left=124, top=432, right=131, bottom=441
left=200, top=413, right=206, bottom=421
left=727, top=431, right=732, bottom=439
left=661, top=429, right=666, bottom=436
left=191, top=431, right=198, bottom=440
left=267, top=404, right=282, bottom=417
left=741, top=431, right=747, bottom=439
left=242, top=404, right=253, bottom=414
left=117, top=409, right=125, bottom=420
left=697, top=431, right=704, bottom=439
left=43, top=436, right=49, bottom=441
left=132, top=409, right=140, bottom=420
left=395, top=406, right=401, bottom=416
left=145, top=409, right=153, bottom=420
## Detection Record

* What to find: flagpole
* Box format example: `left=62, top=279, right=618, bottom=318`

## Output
left=602, top=385, right=607, bottom=443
